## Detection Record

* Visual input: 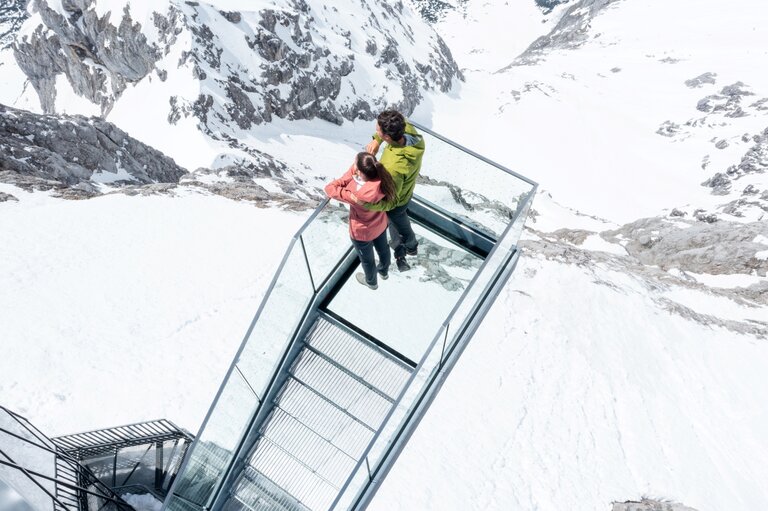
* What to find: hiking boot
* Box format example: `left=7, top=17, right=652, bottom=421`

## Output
left=405, top=246, right=418, bottom=256
left=355, top=272, right=378, bottom=290
left=378, top=269, right=389, bottom=280
left=396, top=257, right=410, bottom=272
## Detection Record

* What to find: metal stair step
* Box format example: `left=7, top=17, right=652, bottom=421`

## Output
left=247, top=439, right=338, bottom=511
left=290, top=350, right=393, bottom=430
left=306, top=318, right=412, bottom=400
left=276, top=378, right=374, bottom=459
left=230, top=466, right=310, bottom=511
left=256, top=408, right=356, bottom=487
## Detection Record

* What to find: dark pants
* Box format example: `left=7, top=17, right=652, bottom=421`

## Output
left=387, top=201, right=418, bottom=259
left=352, top=229, right=391, bottom=285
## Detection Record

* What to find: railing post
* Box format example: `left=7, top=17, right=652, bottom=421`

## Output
left=156, top=441, right=164, bottom=492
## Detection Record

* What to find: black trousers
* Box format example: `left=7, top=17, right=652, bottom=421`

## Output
left=352, top=229, right=391, bottom=285
left=387, top=201, right=418, bottom=259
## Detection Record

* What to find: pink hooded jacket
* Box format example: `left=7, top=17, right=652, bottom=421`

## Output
left=324, top=165, right=387, bottom=242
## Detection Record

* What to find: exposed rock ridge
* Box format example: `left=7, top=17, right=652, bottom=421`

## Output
left=601, top=217, right=768, bottom=277
left=535, top=0, right=571, bottom=14
left=14, top=0, right=179, bottom=115
left=407, top=0, right=466, bottom=23
left=0, top=103, right=322, bottom=208
left=612, top=499, right=698, bottom=511
left=170, top=0, right=461, bottom=133
left=524, top=218, right=768, bottom=339
left=0, top=0, right=28, bottom=49
left=0, top=102, right=187, bottom=191
left=502, top=0, right=623, bottom=68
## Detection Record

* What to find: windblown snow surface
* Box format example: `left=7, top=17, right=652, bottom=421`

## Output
left=1, top=0, right=768, bottom=510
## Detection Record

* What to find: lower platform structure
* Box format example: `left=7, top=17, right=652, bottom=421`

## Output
left=0, top=405, right=193, bottom=511
left=164, top=122, right=537, bottom=511
left=0, top=406, right=133, bottom=511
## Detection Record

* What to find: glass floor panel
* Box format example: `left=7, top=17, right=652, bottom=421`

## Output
left=326, top=223, right=483, bottom=364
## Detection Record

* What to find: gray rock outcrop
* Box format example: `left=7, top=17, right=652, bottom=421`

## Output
left=526, top=217, right=768, bottom=338
left=696, top=82, right=754, bottom=117
left=535, top=0, right=570, bottom=13
left=503, top=0, right=622, bottom=68
left=14, top=0, right=179, bottom=115
left=408, top=0, right=464, bottom=23
left=612, top=499, right=698, bottom=511
left=698, top=126, right=768, bottom=217
left=0, top=103, right=187, bottom=187
left=601, top=217, right=768, bottom=276
left=657, top=78, right=768, bottom=221
left=0, top=190, right=19, bottom=202
left=0, top=0, right=28, bottom=49
left=684, top=72, right=717, bottom=88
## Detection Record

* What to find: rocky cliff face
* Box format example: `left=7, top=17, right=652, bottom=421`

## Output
left=0, top=102, right=186, bottom=195
left=534, top=0, right=570, bottom=13
left=14, top=0, right=461, bottom=129
left=0, top=102, right=320, bottom=206
left=0, top=0, right=28, bottom=49
left=13, top=0, right=180, bottom=115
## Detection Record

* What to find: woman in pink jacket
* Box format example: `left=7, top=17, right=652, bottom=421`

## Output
left=325, top=152, right=396, bottom=290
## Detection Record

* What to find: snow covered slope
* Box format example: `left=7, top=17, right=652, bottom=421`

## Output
left=422, top=0, right=768, bottom=224
left=1, top=0, right=768, bottom=510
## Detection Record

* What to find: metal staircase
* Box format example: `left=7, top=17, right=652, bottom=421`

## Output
left=54, top=455, right=84, bottom=511
left=225, top=315, right=413, bottom=511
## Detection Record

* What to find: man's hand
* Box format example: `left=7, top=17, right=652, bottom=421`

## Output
left=349, top=193, right=363, bottom=205
left=365, top=139, right=381, bottom=155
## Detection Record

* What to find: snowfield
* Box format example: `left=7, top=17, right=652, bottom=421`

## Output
left=1, top=0, right=768, bottom=510
left=0, top=185, right=306, bottom=435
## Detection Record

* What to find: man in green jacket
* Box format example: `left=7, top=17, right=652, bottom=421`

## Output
left=359, top=110, right=425, bottom=272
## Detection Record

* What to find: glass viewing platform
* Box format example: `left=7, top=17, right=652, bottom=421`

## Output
left=162, top=122, right=538, bottom=511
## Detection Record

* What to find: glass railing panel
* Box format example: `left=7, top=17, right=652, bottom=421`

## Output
left=508, top=190, right=536, bottom=243
left=445, top=202, right=527, bottom=347
left=165, top=497, right=203, bottom=511
left=168, top=369, right=257, bottom=508
left=299, top=200, right=352, bottom=291
left=235, top=242, right=315, bottom=398
left=169, top=239, right=315, bottom=508
left=414, top=126, right=534, bottom=238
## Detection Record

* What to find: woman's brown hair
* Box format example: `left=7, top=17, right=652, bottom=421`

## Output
left=356, top=152, right=396, bottom=202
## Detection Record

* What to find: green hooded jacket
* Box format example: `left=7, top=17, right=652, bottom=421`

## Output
left=364, top=121, right=425, bottom=211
